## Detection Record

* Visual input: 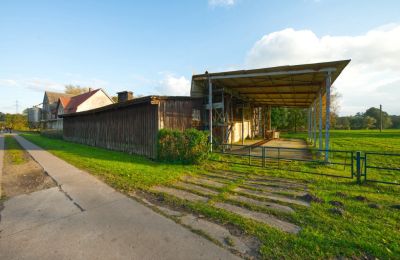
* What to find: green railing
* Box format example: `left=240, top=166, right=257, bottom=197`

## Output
left=212, top=144, right=400, bottom=185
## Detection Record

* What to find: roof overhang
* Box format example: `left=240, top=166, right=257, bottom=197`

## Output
left=191, top=60, right=350, bottom=108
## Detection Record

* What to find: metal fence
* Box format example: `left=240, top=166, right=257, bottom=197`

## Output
left=212, top=143, right=400, bottom=185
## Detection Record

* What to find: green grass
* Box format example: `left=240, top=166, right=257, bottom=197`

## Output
left=21, top=133, right=199, bottom=190
left=21, top=131, right=400, bottom=259
left=4, top=135, right=27, bottom=165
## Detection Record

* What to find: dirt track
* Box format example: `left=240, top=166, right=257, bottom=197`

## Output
left=1, top=136, right=55, bottom=198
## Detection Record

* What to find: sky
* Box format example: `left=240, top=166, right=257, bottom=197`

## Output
left=1, top=0, right=399, bottom=116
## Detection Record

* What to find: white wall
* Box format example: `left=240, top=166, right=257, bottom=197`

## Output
left=76, top=91, right=113, bottom=112
left=229, top=120, right=252, bottom=143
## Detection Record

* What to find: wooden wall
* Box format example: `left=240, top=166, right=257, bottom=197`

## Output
left=63, top=98, right=202, bottom=159
left=158, top=99, right=202, bottom=131
left=64, top=102, right=159, bottom=158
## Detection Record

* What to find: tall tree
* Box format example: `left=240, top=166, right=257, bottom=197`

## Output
left=65, top=85, right=89, bottom=95
left=364, top=107, right=392, bottom=129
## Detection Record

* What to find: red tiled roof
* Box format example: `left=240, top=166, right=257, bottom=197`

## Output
left=58, top=96, right=71, bottom=108
left=64, top=89, right=101, bottom=114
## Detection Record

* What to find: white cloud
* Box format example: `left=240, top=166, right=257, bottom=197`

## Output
left=157, top=73, right=190, bottom=96
left=209, top=0, right=236, bottom=7
left=245, top=25, right=400, bottom=115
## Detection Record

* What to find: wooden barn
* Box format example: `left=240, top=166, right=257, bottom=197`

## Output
left=61, top=93, right=202, bottom=159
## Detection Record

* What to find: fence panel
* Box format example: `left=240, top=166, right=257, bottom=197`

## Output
left=364, top=152, right=400, bottom=185
left=214, top=143, right=353, bottom=179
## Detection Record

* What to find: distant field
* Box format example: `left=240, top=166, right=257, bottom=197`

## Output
left=281, top=129, right=400, bottom=152
left=280, top=129, right=400, bottom=184
left=21, top=131, right=400, bottom=259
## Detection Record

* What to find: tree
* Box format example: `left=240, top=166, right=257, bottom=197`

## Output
left=4, top=113, right=28, bottom=130
left=364, top=107, right=392, bottom=129
left=271, top=107, right=288, bottom=130
left=0, top=112, right=5, bottom=122
left=65, top=85, right=89, bottom=95
left=335, top=116, right=351, bottom=130
left=391, top=115, right=400, bottom=129
left=287, top=108, right=306, bottom=132
left=363, top=116, right=376, bottom=129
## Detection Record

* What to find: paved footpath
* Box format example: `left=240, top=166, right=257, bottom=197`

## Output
left=0, top=134, right=4, bottom=196
left=0, top=135, right=239, bottom=260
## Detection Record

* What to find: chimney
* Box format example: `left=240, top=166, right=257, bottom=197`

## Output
left=117, top=91, right=134, bottom=103
left=88, top=87, right=93, bottom=92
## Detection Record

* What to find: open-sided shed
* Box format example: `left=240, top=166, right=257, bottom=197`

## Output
left=191, top=60, right=350, bottom=160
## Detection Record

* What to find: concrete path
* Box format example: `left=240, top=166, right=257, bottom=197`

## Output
left=0, top=135, right=239, bottom=260
left=0, top=134, right=4, bottom=196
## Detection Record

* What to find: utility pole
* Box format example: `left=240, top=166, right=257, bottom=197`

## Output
left=16, top=100, right=19, bottom=114
left=380, top=104, right=383, bottom=132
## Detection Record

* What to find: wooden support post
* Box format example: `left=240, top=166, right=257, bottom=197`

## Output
left=268, top=105, right=272, bottom=131
left=325, top=71, right=331, bottom=162
left=208, top=76, right=213, bottom=152
left=262, top=106, right=266, bottom=139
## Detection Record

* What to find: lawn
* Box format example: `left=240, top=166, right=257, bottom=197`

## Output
left=21, top=131, right=400, bottom=259
left=21, top=133, right=199, bottom=190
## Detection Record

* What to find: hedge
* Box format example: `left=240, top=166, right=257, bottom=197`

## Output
left=157, top=128, right=209, bottom=164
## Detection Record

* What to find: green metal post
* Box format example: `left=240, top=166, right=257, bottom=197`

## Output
left=356, top=151, right=361, bottom=184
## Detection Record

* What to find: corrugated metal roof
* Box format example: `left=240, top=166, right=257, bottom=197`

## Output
left=191, top=59, right=350, bottom=107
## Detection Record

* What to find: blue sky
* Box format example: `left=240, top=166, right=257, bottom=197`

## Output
left=1, top=0, right=400, bottom=115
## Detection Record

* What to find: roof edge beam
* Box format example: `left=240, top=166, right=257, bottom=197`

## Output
left=209, top=68, right=337, bottom=80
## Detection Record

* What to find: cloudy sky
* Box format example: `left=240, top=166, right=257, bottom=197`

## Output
left=1, top=0, right=399, bottom=115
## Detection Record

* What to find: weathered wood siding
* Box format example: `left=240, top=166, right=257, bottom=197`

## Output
left=63, top=102, right=159, bottom=158
left=158, top=99, right=202, bottom=131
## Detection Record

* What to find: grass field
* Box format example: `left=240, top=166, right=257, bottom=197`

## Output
left=21, top=131, right=400, bottom=259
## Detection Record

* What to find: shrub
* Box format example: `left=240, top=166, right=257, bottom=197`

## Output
left=157, top=128, right=209, bottom=164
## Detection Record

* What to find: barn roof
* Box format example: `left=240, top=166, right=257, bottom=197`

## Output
left=191, top=59, right=350, bottom=107
left=45, top=91, right=73, bottom=104
left=60, top=95, right=199, bottom=118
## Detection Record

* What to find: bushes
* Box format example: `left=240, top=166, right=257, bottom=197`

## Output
left=157, top=128, right=209, bottom=164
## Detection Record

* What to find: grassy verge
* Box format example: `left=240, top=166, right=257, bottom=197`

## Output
left=21, top=131, right=400, bottom=259
left=4, top=135, right=28, bottom=165
left=21, top=133, right=199, bottom=190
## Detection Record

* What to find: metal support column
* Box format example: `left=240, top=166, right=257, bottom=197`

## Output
left=319, top=90, right=323, bottom=151
left=242, top=103, right=245, bottom=145
left=325, top=72, right=332, bottom=161
left=208, top=76, right=213, bottom=152
left=307, top=107, right=311, bottom=142
left=313, top=101, right=317, bottom=146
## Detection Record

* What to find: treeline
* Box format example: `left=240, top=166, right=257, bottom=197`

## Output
left=268, top=106, right=400, bottom=132
left=0, top=112, right=29, bottom=130
left=335, top=107, right=400, bottom=130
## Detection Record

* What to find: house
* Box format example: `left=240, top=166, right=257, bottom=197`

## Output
left=61, top=92, right=202, bottom=159
left=42, top=89, right=114, bottom=130
left=42, top=91, right=74, bottom=129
